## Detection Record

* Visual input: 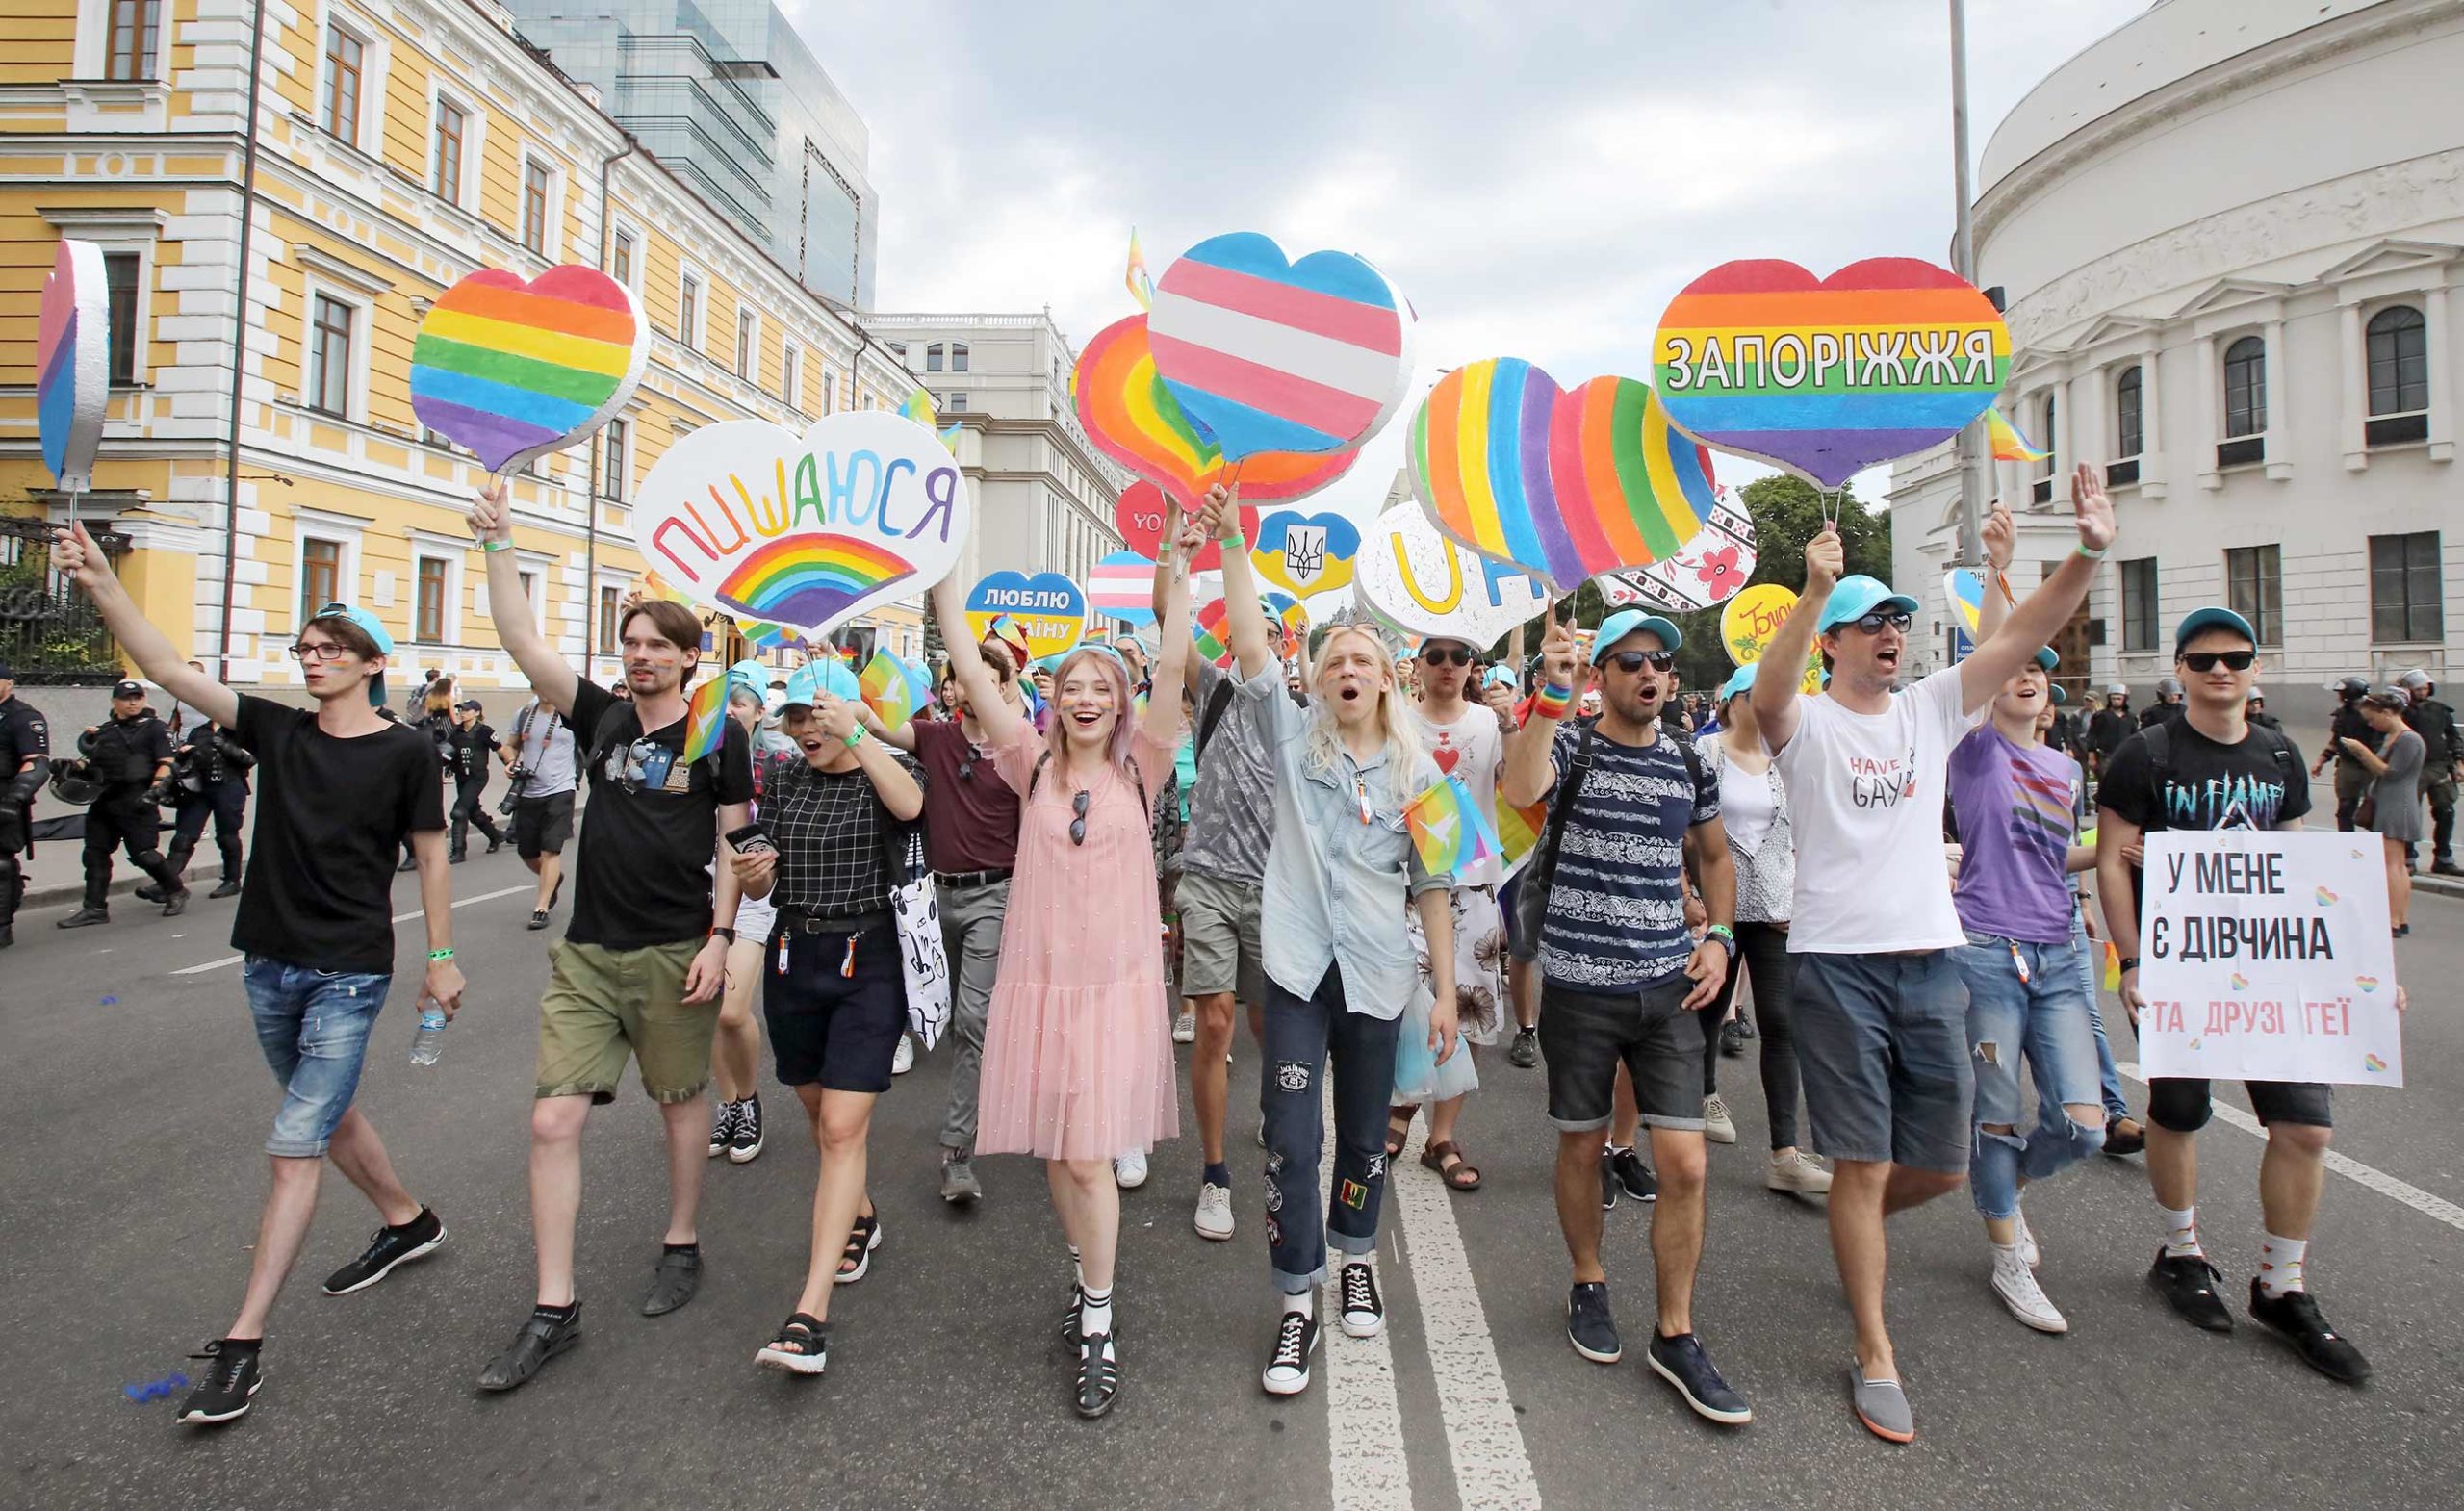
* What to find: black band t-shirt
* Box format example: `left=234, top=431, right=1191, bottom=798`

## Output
left=566, top=678, right=755, bottom=950
left=230, top=694, right=446, bottom=973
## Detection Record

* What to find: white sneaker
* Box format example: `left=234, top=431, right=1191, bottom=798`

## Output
left=1172, top=1012, right=1196, bottom=1044
left=1114, top=1149, right=1148, bottom=1190
left=891, top=1035, right=915, bottom=1076
left=2014, top=1207, right=2041, bottom=1269
left=1702, top=1094, right=1737, bottom=1144
left=1991, top=1253, right=2068, bottom=1333
left=1766, top=1148, right=1833, bottom=1193
left=1194, top=1181, right=1234, bottom=1241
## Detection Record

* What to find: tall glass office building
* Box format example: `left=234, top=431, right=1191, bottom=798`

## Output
left=507, top=0, right=878, bottom=308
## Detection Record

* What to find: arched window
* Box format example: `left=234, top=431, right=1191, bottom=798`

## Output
left=925, top=342, right=944, bottom=372
left=2037, top=391, right=2058, bottom=479
left=2115, top=365, right=2143, bottom=458
left=2222, top=336, right=2266, bottom=438
left=2367, top=305, right=2427, bottom=417
left=950, top=342, right=970, bottom=373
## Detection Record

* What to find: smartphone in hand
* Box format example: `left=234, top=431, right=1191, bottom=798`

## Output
left=725, top=821, right=776, bottom=855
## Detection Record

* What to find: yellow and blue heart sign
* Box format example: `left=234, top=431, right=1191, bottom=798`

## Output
left=964, top=571, right=1088, bottom=662
left=1250, top=510, right=1361, bottom=598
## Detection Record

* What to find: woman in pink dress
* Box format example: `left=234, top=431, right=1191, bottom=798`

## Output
left=928, top=511, right=1200, bottom=1420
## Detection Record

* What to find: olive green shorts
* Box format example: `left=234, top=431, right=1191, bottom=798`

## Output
left=535, top=937, right=715, bottom=1104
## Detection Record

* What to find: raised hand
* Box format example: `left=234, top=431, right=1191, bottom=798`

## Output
left=1538, top=615, right=1578, bottom=689
left=468, top=476, right=514, bottom=543
left=1983, top=501, right=2015, bottom=572
left=1805, top=524, right=1844, bottom=592
left=2071, top=462, right=2117, bottom=551
left=48, top=521, right=117, bottom=596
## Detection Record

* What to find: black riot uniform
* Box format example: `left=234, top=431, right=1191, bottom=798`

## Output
left=146, top=720, right=253, bottom=901
left=70, top=685, right=187, bottom=919
left=0, top=680, right=52, bottom=944
left=446, top=707, right=505, bottom=859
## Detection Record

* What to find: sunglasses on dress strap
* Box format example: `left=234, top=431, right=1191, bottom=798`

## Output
left=1070, top=789, right=1091, bottom=846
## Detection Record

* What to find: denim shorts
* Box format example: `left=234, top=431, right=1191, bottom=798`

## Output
left=1792, top=950, right=1972, bottom=1174
left=242, top=956, right=394, bottom=1158
left=1537, top=972, right=1707, bottom=1134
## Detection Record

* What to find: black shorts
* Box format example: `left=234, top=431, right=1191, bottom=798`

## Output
left=2147, top=1078, right=2332, bottom=1133
left=762, top=921, right=906, bottom=1093
left=514, top=791, right=575, bottom=858
left=1537, top=973, right=1707, bottom=1134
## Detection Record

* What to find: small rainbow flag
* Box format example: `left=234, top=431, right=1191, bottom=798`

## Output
left=1193, top=599, right=1236, bottom=668
left=1500, top=797, right=1548, bottom=878
left=680, top=674, right=729, bottom=765
left=1402, top=775, right=1501, bottom=877
left=1126, top=228, right=1154, bottom=312
left=1987, top=405, right=2050, bottom=462
left=984, top=613, right=1032, bottom=671
left=860, top=648, right=930, bottom=728
left=2102, top=939, right=2121, bottom=994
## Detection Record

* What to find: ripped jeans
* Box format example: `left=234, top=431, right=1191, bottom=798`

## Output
left=1953, top=932, right=2107, bottom=1221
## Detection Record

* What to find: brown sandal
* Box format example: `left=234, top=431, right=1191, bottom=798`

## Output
left=1421, top=1140, right=1481, bottom=1191
left=1385, top=1106, right=1419, bottom=1161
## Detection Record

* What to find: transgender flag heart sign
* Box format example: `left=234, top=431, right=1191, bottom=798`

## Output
left=1147, top=232, right=1415, bottom=461
left=412, top=265, right=650, bottom=474
left=631, top=411, right=973, bottom=638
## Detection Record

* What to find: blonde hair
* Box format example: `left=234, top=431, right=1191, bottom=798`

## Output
left=1303, top=625, right=1426, bottom=795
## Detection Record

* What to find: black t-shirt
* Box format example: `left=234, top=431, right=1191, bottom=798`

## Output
left=230, top=694, right=445, bottom=972
left=2099, top=719, right=2311, bottom=837
left=566, top=678, right=754, bottom=950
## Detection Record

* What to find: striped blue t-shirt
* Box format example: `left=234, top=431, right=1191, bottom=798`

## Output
left=1537, top=721, right=1720, bottom=991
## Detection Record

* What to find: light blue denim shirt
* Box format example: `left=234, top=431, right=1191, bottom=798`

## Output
left=1243, top=668, right=1451, bottom=1018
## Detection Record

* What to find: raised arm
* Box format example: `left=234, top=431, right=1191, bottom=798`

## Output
left=1977, top=500, right=2015, bottom=643
left=814, top=695, right=923, bottom=821
left=1959, top=465, right=2117, bottom=713
left=1751, top=525, right=1839, bottom=755
left=1198, top=486, right=1273, bottom=681
left=1142, top=507, right=1202, bottom=748
left=930, top=573, right=1023, bottom=747
left=1148, top=494, right=1182, bottom=625
left=469, top=477, right=580, bottom=716
left=1502, top=613, right=1578, bottom=807
left=52, top=523, right=240, bottom=730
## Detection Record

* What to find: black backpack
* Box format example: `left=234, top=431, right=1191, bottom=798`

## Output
left=2137, top=719, right=2301, bottom=829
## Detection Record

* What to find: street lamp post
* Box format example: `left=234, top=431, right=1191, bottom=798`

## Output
left=1949, top=0, right=1990, bottom=570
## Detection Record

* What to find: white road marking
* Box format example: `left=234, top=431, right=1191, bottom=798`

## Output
left=1391, top=1126, right=1543, bottom=1510
left=2118, top=1062, right=2464, bottom=1233
left=169, top=885, right=535, bottom=975
left=1317, top=1088, right=1414, bottom=1511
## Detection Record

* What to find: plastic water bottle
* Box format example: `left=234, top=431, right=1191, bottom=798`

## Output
left=409, top=1008, right=448, bottom=1066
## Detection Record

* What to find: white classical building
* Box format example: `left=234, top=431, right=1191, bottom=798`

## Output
left=1888, top=0, right=2463, bottom=713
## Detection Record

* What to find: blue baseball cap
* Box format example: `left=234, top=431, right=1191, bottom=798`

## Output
left=2173, top=606, right=2255, bottom=652
left=1717, top=665, right=1757, bottom=702
left=781, top=657, right=860, bottom=709
left=1484, top=665, right=1518, bottom=691
left=2049, top=683, right=2069, bottom=705
left=727, top=657, right=770, bottom=692
left=1814, top=576, right=1920, bottom=633
left=1592, top=608, right=1682, bottom=661
left=305, top=601, right=394, bottom=706
left=2033, top=646, right=2058, bottom=673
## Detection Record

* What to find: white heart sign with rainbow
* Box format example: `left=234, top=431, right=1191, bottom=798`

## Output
left=631, top=411, right=973, bottom=637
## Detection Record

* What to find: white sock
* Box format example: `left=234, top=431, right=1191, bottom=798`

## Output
left=2160, top=1204, right=2201, bottom=1258
left=2258, top=1233, right=2308, bottom=1297
left=1080, top=1286, right=1114, bottom=1338
left=1990, top=1240, right=2024, bottom=1271
left=1282, top=1287, right=1315, bottom=1319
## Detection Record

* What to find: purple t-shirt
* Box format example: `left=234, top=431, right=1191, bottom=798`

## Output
left=1947, top=726, right=2077, bottom=945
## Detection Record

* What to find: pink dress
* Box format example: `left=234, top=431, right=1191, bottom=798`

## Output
left=974, top=719, right=1181, bottom=1161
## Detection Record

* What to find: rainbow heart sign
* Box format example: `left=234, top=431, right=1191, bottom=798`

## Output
left=1410, top=359, right=1718, bottom=593
left=631, top=411, right=971, bottom=638
left=1073, top=315, right=1359, bottom=510
left=37, top=237, right=111, bottom=490
left=1652, top=257, right=2010, bottom=490
left=1355, top=504, right=1548, bottom=646
left=1147, top=233, right=1415, bottom=461
left=1251, top=510, right=1362, bottom=598
left=411, top=265, right=649, bottom=474
left=964, top=572, right=1088, bottom=661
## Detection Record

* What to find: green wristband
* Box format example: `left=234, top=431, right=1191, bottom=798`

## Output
left=843, top=722, right=867, bottom=750
left=428, top=948, right=455, bottom=962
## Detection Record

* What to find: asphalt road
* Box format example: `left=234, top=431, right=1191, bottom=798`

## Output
left=4, top=851, right=2460, bottom=1511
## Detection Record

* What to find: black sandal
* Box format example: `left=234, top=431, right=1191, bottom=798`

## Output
left=836, top=1211, right=882, bottom=1285
left=1057, top=1284, right=1128, bottom=1347
left=1074, top=1330, right=1120, bottom=1419
left=754, top=1312, right=830, bottom=1375
left=1386, top=1105, right=1419, bottom=1161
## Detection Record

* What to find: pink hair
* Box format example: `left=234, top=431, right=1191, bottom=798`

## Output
left=1044, top=646, right=1140, bottom=773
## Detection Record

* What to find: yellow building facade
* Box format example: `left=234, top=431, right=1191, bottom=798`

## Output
left=0, top=0, right=920, bottom=692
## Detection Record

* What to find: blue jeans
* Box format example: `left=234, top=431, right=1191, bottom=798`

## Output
left=1260, top=966, right=1401, bottom=1293
left=1953, top=932, right=2105, bottom=1220
left=2071, top=904, right=2130, bottom=1121
left=242, top=956, right=393, bottom=1157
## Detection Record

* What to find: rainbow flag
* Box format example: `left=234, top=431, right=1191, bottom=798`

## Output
left=860, top=648, right=929, bottom=728
left=1402, top=775, right=1501, bottom=876
left=984, top=613, right=1032, bottom=671
left=680, top=674, right=729, bottom=764
left=2102, top=939, right=2122, bottom=994
left=1499, top=797, right=1548, bottom=878
left=1987, top=405, right=2050, bottom=462
left=1126, top=228, right=1154, bottom=312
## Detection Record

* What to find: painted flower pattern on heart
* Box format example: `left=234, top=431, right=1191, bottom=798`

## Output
left=1693, top=545, right=1748, bottom=600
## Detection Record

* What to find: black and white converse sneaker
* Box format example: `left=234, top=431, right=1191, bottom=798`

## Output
left=727, top=1096, right=764, bottom=1164
left=1339, top=1262, right=1384, bottom=1339
left=1261, top=1307, right=1322, bottom=1396
left=708, top=1100, right=736, bottom=1158
left=177, top=1340, right=263, bottom=1425
left=321, top=1208, right=446, bottom=1295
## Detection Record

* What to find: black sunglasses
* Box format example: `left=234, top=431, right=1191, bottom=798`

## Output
left=2181, top=650, right=2256, bottom=673
left=1069, top=789, right=1091, bottom=847
left=1846, top=610, right=1913, bottom=635
left=1604, top=650, right=1678, bottom=674
left=1420, top=646, right=1472, bottom=667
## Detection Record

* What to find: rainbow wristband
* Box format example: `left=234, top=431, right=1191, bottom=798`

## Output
left=1535, top=682, right=1574, bottom=721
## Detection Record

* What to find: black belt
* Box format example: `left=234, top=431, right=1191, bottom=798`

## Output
left=933, top=867, right=1012, bottom=889
left=776, top=906, right=888, bottom=935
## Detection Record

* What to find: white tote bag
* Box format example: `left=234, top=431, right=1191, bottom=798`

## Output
left=886, top=827, right=951, bottom=1049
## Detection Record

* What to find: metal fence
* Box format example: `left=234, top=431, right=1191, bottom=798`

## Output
left=0, top=516, right=129, bottom=684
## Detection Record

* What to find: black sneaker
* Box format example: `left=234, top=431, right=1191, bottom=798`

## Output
left=321, top=1207, right=446, bottom=1295
left=1647, top=1331, right=1752, bottom=1423
left=1600, top=1147, right=1619, bottom=1211
left=2247, top=1281, right=2372, bottom=1384
left=526, top=909, right=551, bottom=931
left=177, top=1340, right=262, bottom=1425
left=1567, top=1281, right=1622, bottom=1364
left=2103, top=1115, right=2145, bottom=1158
left=2148, top=1248, right=2235, bottom=1332
left=1339, top=1261, right=1384, bottom=1340
left=57, top=907, right=108, bottom=929
left=1507, top=1027, right=1539, bottom=1068
left=161, top=888, right=188, bottom=918
left=209, top=876, right=243, bottom=899
left=477, top=1304, right=582, bottom=1392
left=707, top=1099, right=736, bottom=1158
left=1607, top=1145, right=1657, bottom=1204
left=1261, top=1307, right=1321, bottom=1396
left=1720, top=1018, right=1750, bottom=1058
left=728, top=1095, right=764, bottom=1164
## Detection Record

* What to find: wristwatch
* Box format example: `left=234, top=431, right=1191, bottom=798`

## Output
left=2118, top=956, right=2139, bottom=973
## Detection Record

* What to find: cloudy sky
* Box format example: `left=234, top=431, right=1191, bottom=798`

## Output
left=796, top=0, right=2151, bottom=515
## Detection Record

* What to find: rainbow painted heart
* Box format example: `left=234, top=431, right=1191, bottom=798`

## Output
left=37, top=237, right=109, bottom=488
left=2354, top=975, right=2380, bottom=993
left=2229, top=972, right=2249, bottom=991
left=630, top=411, right=971, bottom=636
left=1251, top=510, right=1361, bottom=598
left=412, top=265, right=649, bottom=474
left=964, top=571, right=1088, bottom=661
left=1410, top=359, right=1717, bottom=593
left=1652, top=258, right=2009, bottom=490
left=2316, top=886, right=2340, bottom=906
left=1074, top=315, right=1358, bottom=509
left=1147, top=233, right=1414, bottom=461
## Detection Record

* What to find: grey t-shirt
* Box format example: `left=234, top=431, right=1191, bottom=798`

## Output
left=507, top=700, right=578, bottom=796
left=1177, top=658, right=1279, bottom=887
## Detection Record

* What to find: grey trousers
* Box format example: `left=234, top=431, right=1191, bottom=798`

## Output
left=937, top=875, right=1011, bottom=1151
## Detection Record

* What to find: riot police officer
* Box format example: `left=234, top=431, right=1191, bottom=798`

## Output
left=0, top=659, right=52, bottom=948
left=446, top=698, right=505, bottom=861
left=58, top=679, right=187, bottom=927
left=2311, top=675, right=2376, bottom=832
left=141, top=712, right=254, bottom=902
left=2138, top=675, right=2187, bottom=728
